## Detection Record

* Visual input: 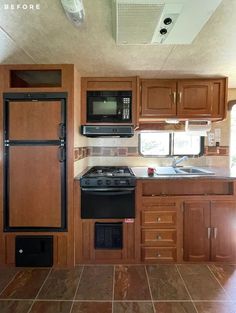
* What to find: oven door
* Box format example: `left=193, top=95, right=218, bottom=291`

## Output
left=81, top=187, right=135, bottom=219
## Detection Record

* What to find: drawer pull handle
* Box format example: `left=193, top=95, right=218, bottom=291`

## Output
left=157, top=235, right=162, bottom=240
left=157, top=217, right=161, bottom=222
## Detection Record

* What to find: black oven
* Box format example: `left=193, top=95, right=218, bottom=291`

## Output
left=81, top=187, right=135, bottom=219
left=87, top=90, right=132, bottom=123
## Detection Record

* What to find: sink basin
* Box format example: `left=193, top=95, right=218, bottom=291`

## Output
left=175, top=167, right=215, bottom=175
left=155, top=166, right=214, bottom=176
left=155, top=167, right=179, bottom=175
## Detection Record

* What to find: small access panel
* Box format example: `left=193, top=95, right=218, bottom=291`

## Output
left=15, top=236, right=53, bottom=267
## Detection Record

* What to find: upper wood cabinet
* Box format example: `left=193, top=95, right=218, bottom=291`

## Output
left=140, top=80, right=177, bottom=117
left=139, top=78, right=227, bottom=121
left=81, top=77, right=138, bottom=125
left=177, top=80, right=212, bottom=117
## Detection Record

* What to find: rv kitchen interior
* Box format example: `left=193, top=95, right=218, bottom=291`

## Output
left=0, top=1, right=236, bottom=313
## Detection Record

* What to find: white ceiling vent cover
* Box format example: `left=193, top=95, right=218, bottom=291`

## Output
left=112, top=0, right=223, bottom=45
left=114, top=0, right=165, bottom=44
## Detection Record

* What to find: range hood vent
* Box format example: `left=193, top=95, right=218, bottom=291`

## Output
left=112, top=0, right=223, bottom=45
left=81, top=125, right=134, bottom=137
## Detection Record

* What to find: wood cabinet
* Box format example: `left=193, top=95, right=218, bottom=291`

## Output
left=138, top=179, right=236, bottom=264
left=210, top=201, right=236, bottom=262
left=139, top=78, right=227, bottom=121
left=183, top=201, right=211, bottom=261
left=137, top=180, right=180, bottom=263
left=184, top=200, right=236, bottom=262
left=0, top=64, right=77, bottom=267
left=140, top=80, right=177, bottom=117
left=177, top=80, right=212, bottom=117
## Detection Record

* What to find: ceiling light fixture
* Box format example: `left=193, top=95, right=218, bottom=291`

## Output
left=61, top=0, right=85, bottom=27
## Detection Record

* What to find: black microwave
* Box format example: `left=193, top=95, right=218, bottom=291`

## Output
left=87, top=90, right=132, bottom=123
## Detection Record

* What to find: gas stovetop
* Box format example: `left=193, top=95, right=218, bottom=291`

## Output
left=85, top=166, right=133, bottom=177
left=80, top=166, right=136, bottom=187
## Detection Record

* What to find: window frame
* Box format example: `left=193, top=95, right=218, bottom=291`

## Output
left=138, top=132, right=205, bottom=157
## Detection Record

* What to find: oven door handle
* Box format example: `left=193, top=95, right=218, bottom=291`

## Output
left=81, top=188, right=135, bottom=196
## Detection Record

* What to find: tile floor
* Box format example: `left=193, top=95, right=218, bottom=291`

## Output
left=0, top=264, right=236, bottom=313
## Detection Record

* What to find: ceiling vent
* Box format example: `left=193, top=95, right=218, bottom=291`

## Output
left=112, top=0, right=223, bottom=45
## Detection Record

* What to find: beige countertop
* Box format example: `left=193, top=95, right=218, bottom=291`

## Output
left=131, top=166, right=236, bottom=180
left=75, top=166, right=236, bottom=180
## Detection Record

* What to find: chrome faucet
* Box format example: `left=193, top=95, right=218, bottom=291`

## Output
left=172, top=155, right=188, bottom=167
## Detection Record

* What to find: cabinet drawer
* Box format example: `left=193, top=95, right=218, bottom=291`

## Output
left=141, top=229, right=176, bottom=246
left=141, top=247, right=176, bottom=262
left=141, top=211, right=176, bottom=227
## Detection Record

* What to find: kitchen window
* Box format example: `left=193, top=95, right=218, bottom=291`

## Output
left=139, top=132, right=204, bottom=157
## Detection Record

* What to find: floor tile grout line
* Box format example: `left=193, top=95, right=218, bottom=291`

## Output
left=112, top=265, right=115, bottom=313
left=175, top=265, right=199, bottom=313
left=26, top=268, right=53, bottom=313
left=0, top=270, right=20, bottom=297
left=69, top=265, right=85, bottom=313
left=144, top=265, right=155, bottom=313
left=1, top=298, right=236, bottom=303
left=207, top=264, right=231, bottom=300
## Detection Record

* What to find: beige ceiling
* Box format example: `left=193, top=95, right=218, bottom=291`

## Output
left=0, top=0, right=236, bottom=87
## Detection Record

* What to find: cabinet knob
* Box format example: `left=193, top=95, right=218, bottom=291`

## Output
left=157, top=235, right=162, bottom=240
left=157, top=253, right=161, bottom=257
left=157, top=217, right=161, bottom=222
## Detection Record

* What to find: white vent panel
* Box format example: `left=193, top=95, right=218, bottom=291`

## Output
left=113, top=0, right=223, bottom=45
left=116, top=3, right=164, bottom=44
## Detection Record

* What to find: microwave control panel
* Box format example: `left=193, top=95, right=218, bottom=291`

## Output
left=122, top=97, right=130, bottom=120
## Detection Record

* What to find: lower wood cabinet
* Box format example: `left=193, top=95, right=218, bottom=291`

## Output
left=211, top=201, right=236, bottom=262
left=139, top=198, right=179, bottom=263
left=76, top=219, right=139, bottom=264
left=184, top=200, right=236, bottom=262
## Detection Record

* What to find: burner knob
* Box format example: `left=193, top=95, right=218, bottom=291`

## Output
left=85, top=180, right=90, bottom=186
left=97, top=180, right=103, bottom=186
left=106, top=180, right=111, bottom=185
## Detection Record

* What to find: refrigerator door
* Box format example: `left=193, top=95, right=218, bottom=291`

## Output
left=3, top=93, right=67, bottom=231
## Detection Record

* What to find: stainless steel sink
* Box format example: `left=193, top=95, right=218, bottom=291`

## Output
left=175, top=167, right=215, bottom=175
left=155, top=166, right=215, bottom=176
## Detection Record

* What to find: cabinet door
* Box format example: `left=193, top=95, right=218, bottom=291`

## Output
left=183, top=201, right=210, bottom=261
left=140, top=80, right=177, bottom=118
left=211, top=201, right=236, bottom=262
left=177, top=80, right=212, bottom=117
left=6, top=146, right=65, bottom=229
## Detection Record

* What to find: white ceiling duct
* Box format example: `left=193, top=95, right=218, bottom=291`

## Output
left=61, top=0, right=85, bottom=27
left=112, top=0, right=223, bottom=45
